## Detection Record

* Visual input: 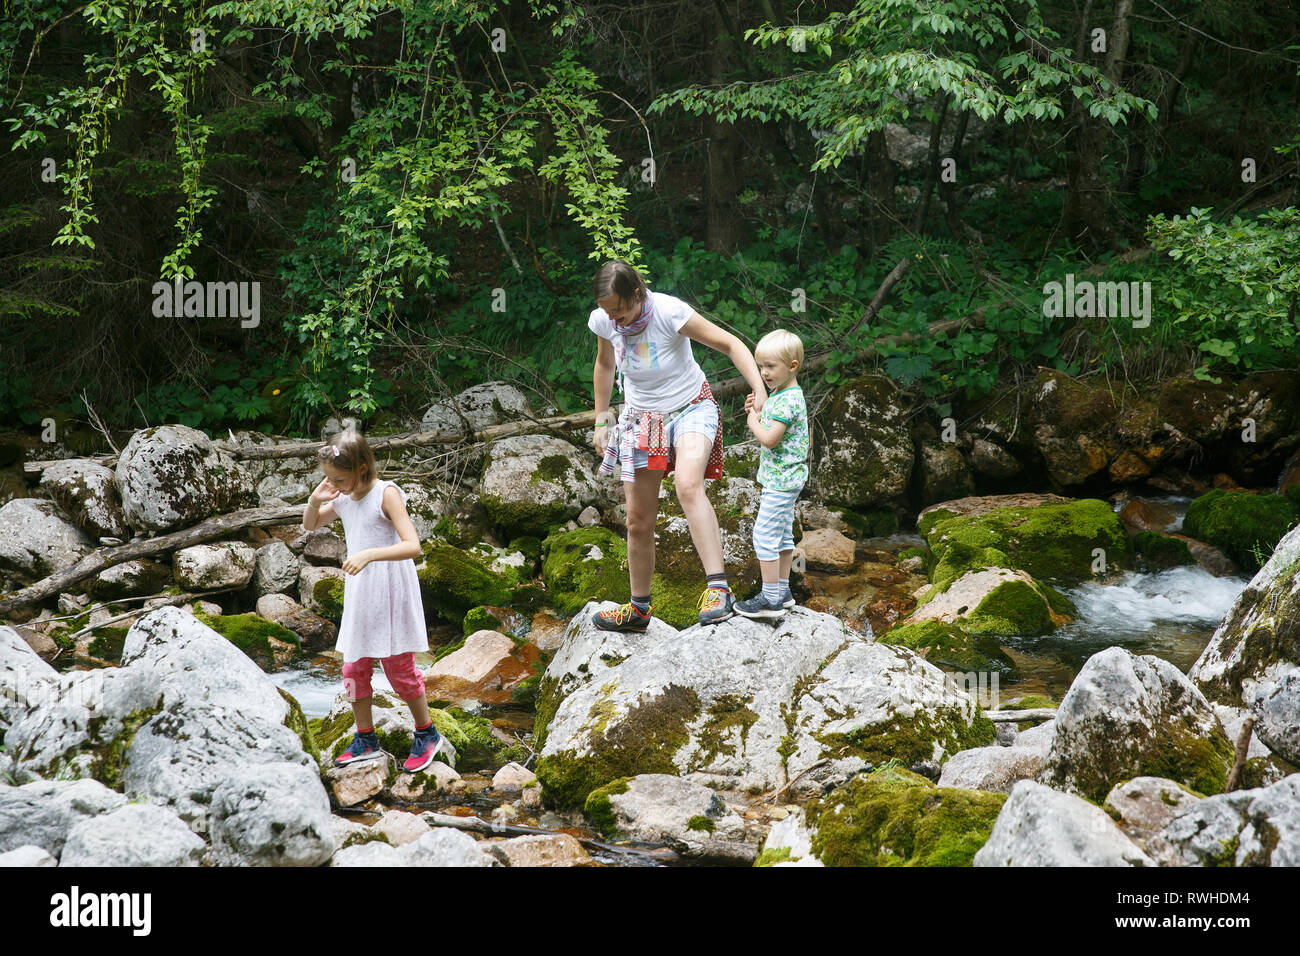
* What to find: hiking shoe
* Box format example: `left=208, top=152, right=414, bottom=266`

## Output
left=780, top=587, right=796, bottom=609
left=592, top=602, right=652, bottom=632
left=404, top=725, right=457, bottom=773
left=697, top=586, right=735, bottom=625
left=735, top=593, right=786, bottom=621
left=335, top=731, right=384, bottom=766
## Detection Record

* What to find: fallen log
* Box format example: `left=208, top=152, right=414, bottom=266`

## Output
left=0, top=504, right=302, bottom=616
left=983, top=708, right=1056, bottom=723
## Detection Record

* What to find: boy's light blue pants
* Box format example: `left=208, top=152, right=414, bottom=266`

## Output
left=753, top=485, right=802, bottom=561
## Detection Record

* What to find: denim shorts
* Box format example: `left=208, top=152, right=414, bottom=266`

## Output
left=633, top=399, right=720, bottom=470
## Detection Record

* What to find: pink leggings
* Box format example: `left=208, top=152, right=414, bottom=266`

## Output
left=342, top=653, right=426, bottom=702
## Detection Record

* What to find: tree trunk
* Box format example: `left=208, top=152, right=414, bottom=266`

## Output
left=707, top=0, right=742, bottom=253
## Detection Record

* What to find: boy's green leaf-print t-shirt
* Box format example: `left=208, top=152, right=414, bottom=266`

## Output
left=757, top=386, right=809, bottom=490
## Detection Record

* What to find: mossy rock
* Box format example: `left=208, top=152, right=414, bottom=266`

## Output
left=1133, top=531, right=1196, bottom=570
left=650, top=515, right=759, bottom=629
left=535, top=683, right=703, bottom=810
left=815, top=707, right=996, bottom=770
left=320, top=704, right=510, bottom=773
left=506, top=536, right=544, bottom=563
left=1002, top=694, right=1056, bottom=711
left=417, top=541, right=515, bottom=623
left=840, top=507, right=899, bottom=539
left=898, top=546, right=934, bottom=576
left=805, top=766, right=1007, bottom=866
left=192, top=610, right=301, bottom=668
left=815, top=374, right=915, bottom=510
left=922, top=498, right=1131, bottom=585
left=878, top=619, right=1017, bottom=675
left=278, top=687, right=318, bottom=758
left=86, top=626, right=130, bottom=663
left=510, top=673, right=542, bottom=705
left=541, top=527, right=630, bottom=616
left=1182, top=489, right=1300, bottom=572
left=583, top=776, right=632, bottom=835
left=963, top=578, right=1072, bottom=637
left=313, top=577, right=345, bottom=619
left=462, top=606, right=504, bottom=636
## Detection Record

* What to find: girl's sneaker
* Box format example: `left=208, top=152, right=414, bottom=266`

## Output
left=735, top=593, right=786, bottom=621
left=404, top=725, right=458, bottom=773
left=335, top=731, right=384, bottom=766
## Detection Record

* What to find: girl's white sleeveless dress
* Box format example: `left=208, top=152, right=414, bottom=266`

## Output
left=330, top=480, right=428, bottom=663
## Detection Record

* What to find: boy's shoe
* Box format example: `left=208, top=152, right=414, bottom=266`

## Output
left=335, top=731, right=384, bottom=766
left=781, top=587, right=796, bottom=609
left=697, top=586, right=735, bottom=625
left=735, top=593, right=787, bottom=621
left=592, top=602, right=652, bottom=632
left=404, top=725, right=458, bottom=773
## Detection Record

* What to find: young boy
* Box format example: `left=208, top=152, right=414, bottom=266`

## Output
left=737, top=329, right=808, bottom=620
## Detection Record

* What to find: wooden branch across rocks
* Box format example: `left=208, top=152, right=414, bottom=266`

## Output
left=0, top=504, right=302, bottom=616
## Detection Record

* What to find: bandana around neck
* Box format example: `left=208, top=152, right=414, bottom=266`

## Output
left=612, top=290, right=653, bottom=336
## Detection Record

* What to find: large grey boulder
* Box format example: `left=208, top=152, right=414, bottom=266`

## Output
left=331, top=828, right=496, bottom=867
left=974, top=780, right=1153, bottom=866
left=1191, top=521, right=1300, bottom=764
left=39, top=460, right=130, bottom=539
left=0, top=845, right=57, bottom=867
left=815, top=374, right=914, bottom=510
left=114, top=424, right=255, bottom=534
left=1147, top=775, right=1300, bottom=867
left=587, top=773, right=752, bottom=861
left=479, top=434, right=601, bottom=537
left=255, top=592, right=336, bottom=653
left=421, top=381, right=531, bottom=434
left=535, top=605, right=993, bottom=809
left=0, top=779, right=127, bottom=857
left=0, top=625, right=59, bottom=733
left=1104, top=777, right=1202, bottom=835
left=252, top=540, right=301, bottom=596
left=937, top=745, right=1045, bottom=794
left=59, top=802, right=206, bottom=867
left=173, top=542, right=257, bottom=590
left=1039, top=647, right=1233, bottom=801
left=208, top=763, right=336, bottom=867
left=0, top=498, right=95, bottom=580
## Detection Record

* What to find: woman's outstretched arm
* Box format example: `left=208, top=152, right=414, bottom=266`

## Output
left=680, top=313, right=767, bottom=411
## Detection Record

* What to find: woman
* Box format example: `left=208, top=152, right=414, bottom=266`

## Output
left=588, top=260, right=767, bottom=631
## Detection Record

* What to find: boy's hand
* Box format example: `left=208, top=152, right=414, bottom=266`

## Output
left=342, top=549, right=373, bottom=575
left=309, top=478, right=340, bottom=506
left=744, top=392, right=756, bottom=413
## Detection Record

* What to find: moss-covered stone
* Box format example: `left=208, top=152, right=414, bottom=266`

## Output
left=1182, top=489, right=1300, bottom=572
left=922, top=498, right=1131, bottom=585
left=510, top=673, right=541, bottom=705
left=462, top=606, right=503, bottom=636
left=963, top=579, right=1060, bottom=637
left=754, top=845, right=793, bottom=867
left=541, top=527, right=629, bottom=616
left=1003, top=694, right=1056, bottom=711
left=815, top=375, right=915, bottom=510
left=417, top=541, right=514, bottom=623
left=192, top=611, right=301, bottom=668
left=506, top=536, right=544, bottom=563
left=583, top=776, right=631, bottom=835
left=878, top=619, right=1017, bottom=674
left=815, top=707, right=996, bottom=769
left=278, top=687, right=317, bottom=758
left=536, top=684, right=702, bottom=810
left=805, top=766, right=1007, bottom=866
left=689, top=694, right=761, bottom=770
left=83, top=706, right=163, bottom=789
left=898, top=546, right=935, bottom=576
left=86, top=626, right=130, bottom=663
left=686, top=815, right=716, bottom=833
left=313, top=577, right=344, bottom=619
left=1133, top=531, right=1196, bottom=570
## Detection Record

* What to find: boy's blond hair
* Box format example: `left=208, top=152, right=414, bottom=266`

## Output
left=754, top=329, right=804, bottom=367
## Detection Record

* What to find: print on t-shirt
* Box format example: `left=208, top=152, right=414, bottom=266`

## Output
left=615, top=338, right=661, bottom=372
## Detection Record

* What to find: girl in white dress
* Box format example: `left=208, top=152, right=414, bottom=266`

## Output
left=303, top=428, right=455, bottom=772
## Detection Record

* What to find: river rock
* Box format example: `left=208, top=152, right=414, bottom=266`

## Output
left=208, top=762, right=336, bottom=866
left=798, top=528, right=855, bottom=570
left=88, top=559, right=173, bottom=600
left=39, top=460, right=129, bottom=539
left=1190, top=521, right=1300, bottom=764
left=970, top=438, right=1022, bottom=479
left=325, top=760, right=389, bottom=807
left=173, top=542, right=257, bottom=590
left=585, top=773, right=750, bottom=861
left=421, top=381, right=531, bottom=434
left=371, top=810, right=431, bottom=847
left=399, top=481, right=450, bottom=541
left=0, top=779, right=128, bottom=857
left=1011, top=719, right=1056, bottom=755
left=1169, top=534, right=1239, bottom=577
left=917, top=438, right=975, bottom=507
left=757, top=808, right=822, bottom=867
left=974, top=780, right=1153, bottom=866
left=1, top=624, right=60, bottom=732
left=1146, top=775, right=1300, bottom=867
left=906, top=566, right=1070, bottom=637
left=0, top=845, right=57, bottom=867
left=492, top=762, right=537, bottom=791
left=937, top=745, right=1045, bottom=793
left=253, top=540, right=301, bottom=596
left=0, top=498, right=95, bottom=581
left=425, top=630, right=518, bottom=701
left=332, top=828, right=496, bottom=867
left=256, top=469, right=317, bottom=506
left=114, top=424, right=255, bottom=534
left=302, top=530, right=346, bottom=566
left=486, top=833, right=591, bottom=867
left=59, top=802, right=206, bottom=867
left=479, top=434, right=600, bottom=536
left=535, top=605, right=994, bottom=810
left=1103, top=777, right=1201, bottom=834
left=299, top=565, right=346, bottom=616
left=387, top=762, right=461, bottom=801
left=1040, top=647, right=1233, bottom=801
left=1119, top=498, right=1179, bottom=533
left=917, top=493, right=1073, bottom=529
left=254, top=592, right=336, bottom=652
left=815, top=374, right=914, bottom=510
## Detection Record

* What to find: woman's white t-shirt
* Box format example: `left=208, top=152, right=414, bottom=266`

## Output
left=588, top=291, right=707, bottom=412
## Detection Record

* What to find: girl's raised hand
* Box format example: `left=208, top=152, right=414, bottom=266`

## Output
left=310, top=477, right=340, bottom=505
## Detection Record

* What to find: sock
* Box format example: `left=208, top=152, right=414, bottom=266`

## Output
left=631, top=595, right=651, bottom=613
left=778, top=577, right=790, bottom=593
left=762, top=582, right=781, bottom=603
left=356, top=726, right=376, bottom=735
left=706, top=573, right=730, bottom=592
left=414, top=721, right=432, bottom=733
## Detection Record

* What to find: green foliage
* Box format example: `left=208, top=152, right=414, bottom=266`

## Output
left=1146, top=207, right=1300, bottom=382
